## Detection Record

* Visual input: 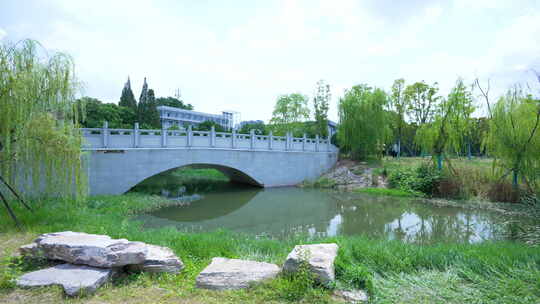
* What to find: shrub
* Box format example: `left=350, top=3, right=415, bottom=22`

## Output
left=487, top=181, right=520, bottom=203
left=387, top=163, right=440, bottom=196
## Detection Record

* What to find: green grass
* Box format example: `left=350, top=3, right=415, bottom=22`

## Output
left=131, top=168, right=230, bottom=195
left=1, top=194, right=540, bottom=303
left=353, top=187, right=422, bottom=198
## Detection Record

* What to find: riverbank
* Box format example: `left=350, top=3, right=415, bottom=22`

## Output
left=1, top=194, right=539, bottom=303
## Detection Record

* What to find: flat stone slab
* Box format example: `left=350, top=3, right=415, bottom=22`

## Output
left=196, top=257, right=280, bottom=290
left=335, top=289, right=369, bottom=303
left=128, top=244, right=184, bottom=273
left=17, top=264, right=113, bottom=297
left=30, top=231, right=147, bottom=268
left=283, top=243, right=339, bottom=285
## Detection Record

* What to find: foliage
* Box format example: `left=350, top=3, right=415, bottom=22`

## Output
left=388, top=78, right=408, bottom=157
left=156, top=96, right=193, bottom=110
left=353, top=187, right=420, bottom=197
left=312, top=79, right=331, bottom=137
left=195, top=120, right=226, bottom=132
left=484, top=86, right=540, bottom=189
left=238, top=121, right=267, bottom=135
left=416, top=79, right=475, bottom=169
left=137, top=88, right=160, bottom=128
left=118, top=77, right=137, bottom=111
left=337, top=84, right=390, bottom=160
left=387, top=163, right=440, bottom=196
left=0, top=39, right=86, bottom=202
left=269, top=93, right=310, bottom=136
left=404, top=81, right=440, bottom=125
left=77, top=97, right=135, bottom=128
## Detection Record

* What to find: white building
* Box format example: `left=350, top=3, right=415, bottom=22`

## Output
left=157, top=106, right=240, bottom=130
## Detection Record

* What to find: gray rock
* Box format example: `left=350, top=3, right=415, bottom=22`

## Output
left=19, top=243, right=44, bottom=258
left=128, top=244, right=184, bottom=273
left=17, top=263, right=114, bottom=297
left=335, top=289, right=369, bottom=303
left=283, top=243, right=339, bottom=285
left=34, top=231, right=147, bottom=268
left=196, top=257, right=280, bottom=290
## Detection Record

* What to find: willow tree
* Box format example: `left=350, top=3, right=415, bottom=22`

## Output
left=484, top=86, right=540, bottom=189
left=313, top=79, right=331, bottom=137
left=415, top=79, right=475, bottom=170
left=0, top=40, right=86, bottom=225
left=269, top=93, right=310, bottom=136
left=337, top=84, right=389, bottom=160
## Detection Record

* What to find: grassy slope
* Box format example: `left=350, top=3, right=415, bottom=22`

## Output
left=1, top=194, right=539, bottom=303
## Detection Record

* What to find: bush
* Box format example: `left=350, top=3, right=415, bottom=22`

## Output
left=388, top=163, right=440, bottom=196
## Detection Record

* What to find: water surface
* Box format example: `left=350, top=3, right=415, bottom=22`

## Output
left=135, top=186, right=516, bottom=243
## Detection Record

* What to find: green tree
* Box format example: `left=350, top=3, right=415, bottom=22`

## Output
left=239, top=121, right=267, bottom=135
left=77, top=97, right=135, bottom=128
left=337, top=84, right=390, bottom=160
left=0, top=40, right=86, bottom=224
left=269, top=93, right=310, bottom=136
left=404, top=81, right=440, bottom=125
left=196, top=120, right=226, bottom=132
left=119, top=77, right=137, bottom=111
left=415, top=79, right=475, bottom=170
left=483, top=85, right=540, bottom=189
left=156, top=96, right=193, bottom=110
left=137, top=79, right=160, bottom=128
left=313, top=80, right=331, bottom=137
left=388, top=78, right=408, bottom=157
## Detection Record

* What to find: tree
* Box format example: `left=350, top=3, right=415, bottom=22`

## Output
left=137, top=79, right=160, bottom=128
left=195, top=120, right=226, bottom=132
left=119, top=77, right=137, bottom=111
left=77, top=97, right=135, bottom=128
left=313, top=80, right=331, bottom=137
left=415, top=79, right=475, bottom=170
left=337, top=84, right=390, bottom=160
left=483, top=84, right=540, bottom=189
left=156, top=96, right=193, bottom=110
left=269, top=93, right=310, bottom=136
left=239, top=121, right=267, bottom=135
left=388, top=78, right=408, bottom=157
left=404, top=81, right=440, bottom=126
left=0, top=39, right=86, bottom=225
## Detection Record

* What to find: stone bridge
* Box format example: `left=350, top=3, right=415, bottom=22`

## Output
left=82, top=124, right=338, bottom=195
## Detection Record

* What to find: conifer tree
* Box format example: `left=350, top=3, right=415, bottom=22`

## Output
left=119, top=77, right=137, bottom=111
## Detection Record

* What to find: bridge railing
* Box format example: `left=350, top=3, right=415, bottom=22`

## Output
left=81, top=122, right=337, bottom=152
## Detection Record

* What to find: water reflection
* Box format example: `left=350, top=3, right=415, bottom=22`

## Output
left=135, top=187, right=513, bottom=243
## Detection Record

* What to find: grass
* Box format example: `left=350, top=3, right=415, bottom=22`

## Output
left=131, top=168, right=230, bottom=195
left=353, top=187, right=421, bottom=198
left=0, top=193, right=539, bottom=303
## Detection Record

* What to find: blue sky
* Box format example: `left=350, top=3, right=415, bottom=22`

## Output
left=1, top=0, right=539, bottom=122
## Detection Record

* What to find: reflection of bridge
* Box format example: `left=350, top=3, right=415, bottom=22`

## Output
left=82, top=124, right=338, bottom=195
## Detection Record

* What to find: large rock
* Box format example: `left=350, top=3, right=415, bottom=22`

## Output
left=128, top=244, right=184, bottom=274
left=196, top=257, right=280, bottom=290
left=283, top=243, right=339, bottom=285
left=32, top=231, right=147, bottom=268
left=19, top=243, right=44, bottom=258
left=17, top=264, right=114, bottom=297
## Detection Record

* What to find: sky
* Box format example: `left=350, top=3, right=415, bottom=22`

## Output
left=1, top=0, right=539, bottom=122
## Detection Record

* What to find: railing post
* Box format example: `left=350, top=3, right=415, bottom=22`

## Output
left=161, top=125, right=167, bottom=148
left=268, top=131, right=273, bottom=150
left=102, top=121, right=108, bottom=148
left=327, top=133, right=331, bottom=152
left=231, top=129, right=236, bottom=149
left=210, top=126, right=216, bottom=147
left=133, top=123, right=139, bottom=148
left=250, top=129, right=255, bottom=150
left=302, top=133, right=306, bottom=151
left=187, top=125, right=193, bottom=147
left=315, top=134, right=320, bottom=152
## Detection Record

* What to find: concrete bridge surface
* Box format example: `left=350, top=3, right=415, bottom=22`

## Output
left=82, top=124, right=338, bottom=195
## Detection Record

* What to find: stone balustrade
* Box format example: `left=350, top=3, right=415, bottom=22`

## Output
left=81, top=122, right=337, bottom=152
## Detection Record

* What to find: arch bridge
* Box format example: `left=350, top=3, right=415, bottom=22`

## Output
left=82, top=124, right=338, bottom=195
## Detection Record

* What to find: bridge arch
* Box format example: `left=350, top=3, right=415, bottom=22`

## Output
left=128, top=162, right=263, bottom=194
